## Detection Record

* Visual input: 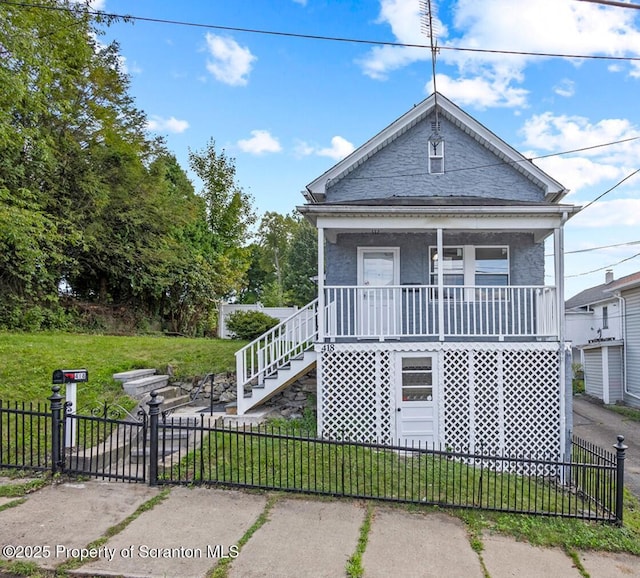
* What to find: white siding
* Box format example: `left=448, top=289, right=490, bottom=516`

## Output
left=583, top=349, right=603, bottom=400
left=623, top=287, right=640, bottom=407
left=608, top=345, right=624, bottom=403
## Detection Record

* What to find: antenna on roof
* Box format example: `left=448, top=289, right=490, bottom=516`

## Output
left=419, top=0, right=442, bottom=146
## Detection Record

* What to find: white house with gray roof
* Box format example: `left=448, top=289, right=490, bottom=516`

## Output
left=565, top=270, right=640, bottom=408
left=235, top=93, right=579, bottom=458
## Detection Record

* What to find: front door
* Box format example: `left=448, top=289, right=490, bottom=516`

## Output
left=395, top=354, right=438, bottom=446
left=357, top=248, right=399, bottom=337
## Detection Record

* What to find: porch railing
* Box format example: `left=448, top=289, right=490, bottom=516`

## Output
left=235, top=299, right=319, bottom=390
left=324, top=285, right=557, bottom=339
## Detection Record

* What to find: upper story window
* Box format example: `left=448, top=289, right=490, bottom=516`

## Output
left=474, top=247, right=509, bottom=286
left=602, top=305, right=609, bottom=329
left=428, top=138, right=444, bottom=174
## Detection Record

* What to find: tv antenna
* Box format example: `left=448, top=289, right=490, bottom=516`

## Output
left=419, top=0, right=442, bottom=142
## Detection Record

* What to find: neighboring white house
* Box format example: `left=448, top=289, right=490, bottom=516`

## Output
left=235, top=93, right=579, bottom=459
left=565, top=270, right=624, bottom=404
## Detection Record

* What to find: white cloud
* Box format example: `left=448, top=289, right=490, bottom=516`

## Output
left=432, top=74, right=528, bottom=108
left=146, top=116, right=190, bottom=134
left=238, top=130, right=282, bottom=155
left=360, top=0, right=640, bottom=108
left=570, top=198, right=640, bottom=228
left=295, top=136, right=355, bottom=161
left=520, top=111, right=640, bottom=194
left=553, top=79, right=575, bottom=98
left=205, top=33, right=256, bottom=86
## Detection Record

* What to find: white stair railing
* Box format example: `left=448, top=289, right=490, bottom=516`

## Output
left=235, top=299, right=319, bottom=397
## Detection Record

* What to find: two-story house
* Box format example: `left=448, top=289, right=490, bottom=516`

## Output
left=567, top=270, right=640, bottom=408
left=235, top=93, right=578, bottom=459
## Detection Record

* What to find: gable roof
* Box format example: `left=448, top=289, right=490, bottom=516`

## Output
left=305, top=92, right=568, bottom=204
left=565, top=270, right=640, bottom=309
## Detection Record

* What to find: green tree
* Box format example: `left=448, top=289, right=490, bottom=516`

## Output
left=283, top=217, right=318, bottom=306
left=188, top=140, right=256, bottom=299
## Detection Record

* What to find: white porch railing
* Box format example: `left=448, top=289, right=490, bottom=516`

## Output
left=235, top=299, right=319, bottom=392
left=324, top=285, right=557, bottom=339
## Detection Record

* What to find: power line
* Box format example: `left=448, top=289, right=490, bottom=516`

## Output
left=3, top=0, right=640, bottom=63
left=566, top=251, right=640, bottom=277
left=580, top=168, right=640, bottom=212
left=574, top=0, right=640, bottom=9
left=547, top=239, right=640, bottom=256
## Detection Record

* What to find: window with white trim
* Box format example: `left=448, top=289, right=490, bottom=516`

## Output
left=430, top=245, right=510, bottom=288
left=428, top=139, right=444, bottom=174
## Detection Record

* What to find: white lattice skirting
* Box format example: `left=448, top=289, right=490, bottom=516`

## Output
left=317, top=342, right=561, bottom=458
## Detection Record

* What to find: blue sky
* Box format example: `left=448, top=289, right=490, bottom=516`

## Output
left=95, top=0, right=640, bottom=299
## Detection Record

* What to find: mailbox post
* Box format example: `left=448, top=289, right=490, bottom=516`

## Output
left=52, top=369, right=88, bottom=448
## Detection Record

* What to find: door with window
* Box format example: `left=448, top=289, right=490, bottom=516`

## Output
left=357, top=248, right=399, bottom=337
left=395, top=354, right=438, bottom=445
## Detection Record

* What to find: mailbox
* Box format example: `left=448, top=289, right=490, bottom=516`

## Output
left=52, top=369, right=89, bottom=384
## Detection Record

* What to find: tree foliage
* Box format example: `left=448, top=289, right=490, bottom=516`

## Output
left=0, top=2, right=256, bottom=335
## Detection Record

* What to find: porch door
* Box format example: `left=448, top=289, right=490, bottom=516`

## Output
left=395, top=354, right=438, bottom=446
left=357, top=248, right=399, bottom=337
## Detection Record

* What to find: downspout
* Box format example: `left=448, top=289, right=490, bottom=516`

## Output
left=617, top=293, right=640, bottom=402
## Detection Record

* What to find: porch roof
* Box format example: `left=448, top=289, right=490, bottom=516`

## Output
left=298, top=196, right=579, bottom=243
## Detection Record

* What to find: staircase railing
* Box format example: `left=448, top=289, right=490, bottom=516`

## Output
left=235, top=299, right=319, bottom=394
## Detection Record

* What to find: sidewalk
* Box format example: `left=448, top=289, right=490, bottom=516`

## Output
left=1, top=480, right=639, bottom=577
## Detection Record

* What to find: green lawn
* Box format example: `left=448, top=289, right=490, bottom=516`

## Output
left=0, top=332, right=245, bottom=408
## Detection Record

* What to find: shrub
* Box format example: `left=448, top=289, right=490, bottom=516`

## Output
left=226, top=310, right=279, bottom=340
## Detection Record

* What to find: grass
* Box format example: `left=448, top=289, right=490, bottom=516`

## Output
left=0, top=331, right=245, bottom=408
left=606, top=404, right=640, bottom=423
left=159, top=428, right=615, bottom=524
left=346, top=503, right=374, bottom=578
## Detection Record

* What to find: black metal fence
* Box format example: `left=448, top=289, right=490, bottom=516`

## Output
left=0, top=387, right=629, bottom=524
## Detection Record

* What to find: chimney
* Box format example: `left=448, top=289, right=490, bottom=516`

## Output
left=605, top=269, right=614, bottom=284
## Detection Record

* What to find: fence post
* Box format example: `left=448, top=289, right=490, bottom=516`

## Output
left=147, top=390, right=162, bottom=486
left=614, top=435, right=628, bottom=526
left=48, top=385, right=64, bottom=475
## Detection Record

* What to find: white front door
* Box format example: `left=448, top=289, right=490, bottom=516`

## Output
left=357, top=248, right=399, bottom=337
left=395, top=354, right=438, bottom=446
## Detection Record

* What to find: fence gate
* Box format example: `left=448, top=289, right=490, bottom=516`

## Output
left=59, top=400, right=148, bottom=482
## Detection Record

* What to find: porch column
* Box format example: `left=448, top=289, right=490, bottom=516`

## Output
left=554, top=222, right=569, bottom=457
left=437, top=227, right=444, bottom=341
left=317, top=226, right=325, bottom=341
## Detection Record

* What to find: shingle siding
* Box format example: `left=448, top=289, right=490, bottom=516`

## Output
left=325, top=232, right=544, bottom=286
left=325, top=114, right=546, bottom=204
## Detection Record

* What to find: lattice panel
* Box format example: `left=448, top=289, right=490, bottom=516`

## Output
left=472, top=350, right=502, bottom=454
left=443, top=350, right=471, bottom=449
left=320, top=349, right=393, bottom=443
left=502, top=350, right=561, bottom=459
left=442, top=345, right=563, bottom=472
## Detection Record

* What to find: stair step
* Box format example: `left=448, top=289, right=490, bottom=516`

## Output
left=113, top=369, right=156, bottom=383
left=123, top=374, right=170, bottom=397
left=225, top=402, right=238, bottom=415
left=141, top=385, right=183, bottom=402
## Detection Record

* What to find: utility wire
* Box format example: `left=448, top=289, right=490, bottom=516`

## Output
left=566, top=251, right=640, bottom=277
left=580, top=168, right=640, bottom=212
left=574, top=0, right=640, bottom=9
left=2, top=0, right=640, bottom=63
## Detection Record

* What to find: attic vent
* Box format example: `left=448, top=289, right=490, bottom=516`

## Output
left=431, top=121, right=441, bottom=132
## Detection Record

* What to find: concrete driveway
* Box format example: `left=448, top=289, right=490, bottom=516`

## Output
left=572, top=395, right=640, bottom=498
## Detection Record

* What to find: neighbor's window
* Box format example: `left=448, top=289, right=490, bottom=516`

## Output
left=602, top=305, right=609, bottom=329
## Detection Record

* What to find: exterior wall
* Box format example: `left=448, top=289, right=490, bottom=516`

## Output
left=623, top=287, right=640, bottom=408
left=608, top=345, right=624, bottom=403
left=325, top=114, right=546, bottom=204
left=316, top=341, right=562, bottom=458
left=565, top=311, right=592, bottom=364
left=583, top=348, right=604, bottom=400
left=326, top=232, right=544, bottom=286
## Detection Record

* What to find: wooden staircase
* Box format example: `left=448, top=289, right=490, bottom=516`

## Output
left=235, top=300, right=318, bottom=415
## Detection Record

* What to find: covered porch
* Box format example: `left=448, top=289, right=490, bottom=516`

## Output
left=300, top=197, right=576, bottom=343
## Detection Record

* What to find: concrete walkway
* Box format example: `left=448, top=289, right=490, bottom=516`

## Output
left=573, top=395, right=640, bottom=497
left=1, top=480, right=639, bottom=577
